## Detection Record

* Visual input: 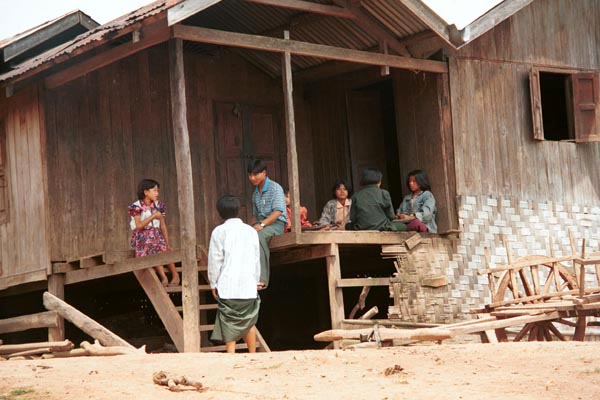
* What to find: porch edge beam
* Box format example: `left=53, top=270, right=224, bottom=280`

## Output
left=169, top=38, right=200, bottom=353
left=282, top=31, right=301, bottom=235
left=172, top=25, right=448, bottom=73
left=244, top=0, right=355, bottom=19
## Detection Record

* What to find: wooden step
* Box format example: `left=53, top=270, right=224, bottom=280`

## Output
left=201, top=343, right=248, bottom=352
left=200, top=324, right=214, bottom=332
left=175, top=304, right=218, bottom=312
left=175, top=265, right=208, bottom=272
left=165, top=285, right=211, bottom=293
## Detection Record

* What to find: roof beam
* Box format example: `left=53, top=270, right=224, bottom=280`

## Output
left=395, top=0, right=455, bottom=47
left=44, top=21, right=169, bottom=89
left=168, top=0, right=222, bottom=26
left=330, top=0, right=410, bottom=57
left=459, top=0, right=535, bottom=45
left=172, top=25, right=447, bottom=73
left=243, top=0, right=355, bottom=19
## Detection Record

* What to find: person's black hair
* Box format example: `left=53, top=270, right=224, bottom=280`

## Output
left=283, top=187, right=290, bottom=195
left=332, top=180, right=353, bottom=198
left=137, top=179, right=160, bottom=200
left=407, top=169, right=431, bottom=192
left=360, top=168, right=383, bottom=186
left=247, top=159, right=267, bottom=174
left=216, top=195, right=240, bottom=220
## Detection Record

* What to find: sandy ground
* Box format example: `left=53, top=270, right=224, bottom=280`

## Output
left=1, top=342, right=600, bottom=400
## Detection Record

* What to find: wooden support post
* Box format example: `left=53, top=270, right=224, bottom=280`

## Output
left=169, top=38, right=200, bottom=352
left=326, top=243, right=344, bottom=349
left=282, top=31, right=301, bottom=235
left=47, top=274, right=65, bottom=341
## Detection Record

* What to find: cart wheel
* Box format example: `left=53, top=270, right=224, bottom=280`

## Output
left=491, top=255, right=583, bottom=342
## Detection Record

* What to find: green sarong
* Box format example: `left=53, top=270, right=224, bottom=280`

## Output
left=211, top=297, right=260, bottom=343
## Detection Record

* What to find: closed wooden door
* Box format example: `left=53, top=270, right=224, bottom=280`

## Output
left=214, top=101, right=281, bottom=221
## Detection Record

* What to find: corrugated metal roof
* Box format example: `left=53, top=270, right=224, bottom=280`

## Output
left=0, top=0, right=167, bottom=82
left=362, top=0, right=428, bottom=38
left=1, top=0, right=486, bottom=84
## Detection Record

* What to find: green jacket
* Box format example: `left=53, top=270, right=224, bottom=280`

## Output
left=346, top=185, right=397, bottom=231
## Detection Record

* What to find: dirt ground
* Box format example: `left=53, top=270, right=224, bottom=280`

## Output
left=1, top=341, right=600, bottom=400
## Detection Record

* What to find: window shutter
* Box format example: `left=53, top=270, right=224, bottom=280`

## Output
left=571, top=72, right=600, bottom=143
left=529, top=68, right=544, bottom=140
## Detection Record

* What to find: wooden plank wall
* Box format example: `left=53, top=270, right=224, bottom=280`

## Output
left=305, top=67, right=455, bottom=231
left=450, top=0, right=600, bottom=205
left=0, top=86, right=51, bottom=282
left=393, top=69, right=456, bottom=233
left=44, top=44, right=312, bottom=261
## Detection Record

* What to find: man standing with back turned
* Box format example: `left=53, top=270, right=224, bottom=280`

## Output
left=247, top=159, right=287, bottom=290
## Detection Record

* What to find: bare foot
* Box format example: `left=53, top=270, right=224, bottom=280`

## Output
left=169, top=275, right=180, bottom=287
left=160, top=278, right=169, bottom=287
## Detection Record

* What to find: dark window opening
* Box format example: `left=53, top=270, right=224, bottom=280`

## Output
left=539, top=72, right=573, bottom=141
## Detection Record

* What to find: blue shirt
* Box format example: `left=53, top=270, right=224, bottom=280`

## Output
left=252, top=177, right=287, bottom=223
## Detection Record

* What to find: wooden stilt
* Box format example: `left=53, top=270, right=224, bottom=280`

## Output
left=326, top=243, right=344, bottom=349
left=169, top=38, right=200, bottom=352
left=47, top=274, right=65, bottom=341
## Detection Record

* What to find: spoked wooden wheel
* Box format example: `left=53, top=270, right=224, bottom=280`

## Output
left=490, top=255, right=586, bottom=341
left=510, top=317, right=587, bottom=342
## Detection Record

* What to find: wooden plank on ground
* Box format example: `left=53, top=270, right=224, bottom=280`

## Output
left=0, top=340, right=73, bottom=356
left=0, top=311, right=59, bottom=334
left=43, top=292, right=133, bottom=348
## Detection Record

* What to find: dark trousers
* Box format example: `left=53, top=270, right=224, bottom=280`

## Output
left=258, top=220, right=285, bottom=287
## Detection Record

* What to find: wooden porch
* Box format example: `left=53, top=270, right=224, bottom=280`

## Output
left=270, top=230, right=424, bottom=348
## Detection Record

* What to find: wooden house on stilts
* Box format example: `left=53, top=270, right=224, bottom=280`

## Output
left=1, top=0, right=600, bottom=351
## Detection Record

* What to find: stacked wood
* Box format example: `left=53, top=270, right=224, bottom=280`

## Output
left=0, top=340, right=74, bottom=359
left=315, top=311, right=561, bottom=344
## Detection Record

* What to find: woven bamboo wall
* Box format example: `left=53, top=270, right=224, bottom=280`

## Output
left=388, top=195, right=600, bottom=324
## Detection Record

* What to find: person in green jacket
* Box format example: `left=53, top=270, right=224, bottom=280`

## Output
left=346, top=168, right=407, bottom=232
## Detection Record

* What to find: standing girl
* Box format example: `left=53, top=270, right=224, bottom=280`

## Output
left=128, top=179, right=180, bottom=286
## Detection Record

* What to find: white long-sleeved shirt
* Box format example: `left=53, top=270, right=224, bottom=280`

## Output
left=207, top=218, right=260, bottom=299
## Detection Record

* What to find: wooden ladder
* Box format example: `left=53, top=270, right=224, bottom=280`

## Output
left=134, top=264, right=270, bottom=352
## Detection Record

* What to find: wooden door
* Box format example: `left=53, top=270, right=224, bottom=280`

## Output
left=214, top=101, right=281, bottom=222
left=346, top=89, right=388, bottom=191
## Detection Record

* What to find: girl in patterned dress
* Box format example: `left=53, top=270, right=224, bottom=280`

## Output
left=128, top=179, right=180, bottom=286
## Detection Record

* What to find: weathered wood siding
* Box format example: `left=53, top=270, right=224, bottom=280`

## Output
left=0, top=86, right=51, bottom=285
left=44, top=44, right=308, bottom=261
left=393, top=70, right=456, bottom=232
left=459, top=0, right=600, bottom=70
left=450, top=0, right=600, bottom=204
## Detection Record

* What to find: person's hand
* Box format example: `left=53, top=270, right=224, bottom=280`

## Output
left=253, top=224, right=263, bottom=232
left=152, top=211, right=163, bottom=220
left=211, top=288, right=218, bottom=301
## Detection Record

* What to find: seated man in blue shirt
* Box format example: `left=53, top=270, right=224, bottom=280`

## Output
left=247, top=159, right=287, bottom=290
